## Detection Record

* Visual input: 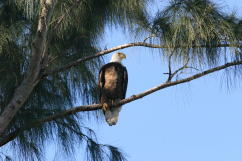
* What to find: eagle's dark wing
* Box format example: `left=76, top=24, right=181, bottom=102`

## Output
left=98, top=67, right=105, bottom=101
left=98, top=62, right=128, bottom=103
left=122, top=67, right=128, bottom=99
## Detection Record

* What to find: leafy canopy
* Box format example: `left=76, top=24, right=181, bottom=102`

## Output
left=151, top=0, right=241, bottom=66
left=0, top=0, right=242, bottom=161
left=0, top=0, right=148, bottom=160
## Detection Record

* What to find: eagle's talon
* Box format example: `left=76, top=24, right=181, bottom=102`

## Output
left=102, top=103, right=109, bottom=111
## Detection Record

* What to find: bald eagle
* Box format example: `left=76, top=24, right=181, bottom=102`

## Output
left=98, top=52, right=128, bottom=126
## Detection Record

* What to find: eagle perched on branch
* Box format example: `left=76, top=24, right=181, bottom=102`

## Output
left=98, top=52, right=128, bottom=126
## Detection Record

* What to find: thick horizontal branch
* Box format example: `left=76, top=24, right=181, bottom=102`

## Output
left=120, top=60, right=242, bottom=105
left=43, top=42, right=162, bottom=76
left=43, top=42, right=241, bottom=77
left=1, top=59, right=242, bottom=146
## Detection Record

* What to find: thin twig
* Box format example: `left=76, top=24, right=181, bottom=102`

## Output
left=166, top=53, right=174, bottom=81
left=143, top=34, right=158, bottom=42
left=185, top=66, right=200, bottom=71
left=167, top=58, right=190, bottom=82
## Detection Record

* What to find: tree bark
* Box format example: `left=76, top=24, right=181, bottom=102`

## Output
left=44, top=42, right=242, bottom=77
left=1, top=59, right=241, bottom=146
left=43, top=60, right=242, bottom=119
left=0, top=0, right=57, bottom=136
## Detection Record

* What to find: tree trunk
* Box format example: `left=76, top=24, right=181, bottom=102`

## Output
left=0, top=0, right=57, bottom=136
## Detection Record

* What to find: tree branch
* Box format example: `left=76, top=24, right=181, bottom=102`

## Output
left=43, top=42, right=163, bottom=76
left=143, top=34, right=158, bottom=42
left=166, top=58, right=190, bottom=82
left=0, top=130, right=20, bottom=146
left=1, top=59, right=242, bottom=146
left=0, top=0, right=57, bottom=136
left=43, top=42, right=242, bottom=77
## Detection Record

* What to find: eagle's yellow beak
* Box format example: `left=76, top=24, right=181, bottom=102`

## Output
left=118, top=52, right=126, bottom=59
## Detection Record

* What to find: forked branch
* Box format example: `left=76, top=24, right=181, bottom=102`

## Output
left=166, top=58, right=190, bottom=82
left=1, top=59, right=242, bottom=146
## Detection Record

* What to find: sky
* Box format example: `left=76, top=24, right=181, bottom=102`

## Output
left=48, top=0, right=242, bottom=161
left=88, top=1, right=242, bottom=161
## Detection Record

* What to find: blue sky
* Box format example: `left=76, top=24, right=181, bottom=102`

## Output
left=88, top=1, right=242, bottom=161
left=42, top=0, right=242, bottom=161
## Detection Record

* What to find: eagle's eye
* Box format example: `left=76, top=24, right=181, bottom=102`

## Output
left=118, top=52, right=126, bottom=59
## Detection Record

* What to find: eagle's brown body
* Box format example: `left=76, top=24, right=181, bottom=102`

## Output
left=98, top=62, right=128, bottom=125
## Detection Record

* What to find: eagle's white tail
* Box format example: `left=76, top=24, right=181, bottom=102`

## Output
left=105, top=106, right=122, bottom=126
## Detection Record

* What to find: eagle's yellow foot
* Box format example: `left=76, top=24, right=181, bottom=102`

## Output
left=102, top=103, right=109, bottom=111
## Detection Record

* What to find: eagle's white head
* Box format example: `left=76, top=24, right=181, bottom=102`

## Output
left=110, top=52, right=126, bottom=63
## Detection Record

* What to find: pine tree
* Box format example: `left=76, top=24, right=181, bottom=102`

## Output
left=0, top=0, right=148, bottom=160
left=0, top=0, right=242, bottom=160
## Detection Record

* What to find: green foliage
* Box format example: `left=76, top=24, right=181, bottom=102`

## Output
left=0, top=0, right=149, bottom=160
left=151, top=0, right=238, bottom=66
left=225, top=14, right=242, bottom=41
left=86, top=140, right=127, bottom=161
left=0, top=1, right=28, bottom=107
left=8, top=0, right=39, bottom=19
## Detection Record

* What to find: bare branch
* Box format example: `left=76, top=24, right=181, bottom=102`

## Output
left=30, top=60, right=242, bottom=123
left=0, top=130, right=20, bottom=146
left=143, top=34, right=158, bottom=42
left=43, top=42, right=163, bottom=76
left=166, top=53, right=174, bottom=82
left=166, top=58, right=190, bottom=82
left=43, top=42, right=242, bottom=78
left=1, top=59, right=242, bottom=146
left=185, top=66, right=200, bottom=71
